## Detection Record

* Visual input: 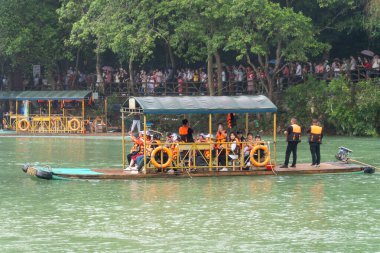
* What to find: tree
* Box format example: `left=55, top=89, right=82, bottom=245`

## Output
left=0, top=0, right=63, bottom=90
left=58, top=0, right=112, bottom=92
left=162, top=0, right=232, bottom=95
left=225, top=0, right=327, bottom=99
left=104, top=0, right=158, bottom=95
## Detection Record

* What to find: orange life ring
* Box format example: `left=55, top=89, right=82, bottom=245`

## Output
left=150, top=146, right=173, bottom=169
left=68, top=118, right=81, bottom=131
left=18, top=119, right=30, bottom=131
left=249, top=145, right=270, bottom=167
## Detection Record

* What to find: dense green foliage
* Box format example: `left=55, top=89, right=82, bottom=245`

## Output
left=0, top=0, right=379, bottom=86
left=284, top=78, right=380, bottom=136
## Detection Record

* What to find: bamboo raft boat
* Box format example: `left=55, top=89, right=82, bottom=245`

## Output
left=22, top=162, right=374, bottom=180
left=21, top=96, right=376, bottom=180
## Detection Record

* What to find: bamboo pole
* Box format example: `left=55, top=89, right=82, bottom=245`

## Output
left=122, top=112, right=126, bottom=169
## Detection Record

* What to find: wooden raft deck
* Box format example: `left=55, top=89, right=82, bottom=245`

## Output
left=40, top=162, right=365, bottom=180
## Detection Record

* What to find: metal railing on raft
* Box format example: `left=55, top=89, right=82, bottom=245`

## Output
left=126, top=140, right=276, bottom=173
left=14, top=115, right=85, bottom=133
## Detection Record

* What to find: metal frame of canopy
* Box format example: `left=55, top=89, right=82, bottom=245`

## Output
left=120, top=95, right=278, bottom=173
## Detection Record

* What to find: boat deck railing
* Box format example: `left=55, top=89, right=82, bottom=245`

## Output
left=130, top=141, right=275, bottom=173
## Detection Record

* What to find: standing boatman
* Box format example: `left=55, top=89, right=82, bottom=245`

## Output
left=130, top=113, right=141, bottom=133
left=280, top=117, right=301, bottom=168
left=307, top=119, right=323, bottom=167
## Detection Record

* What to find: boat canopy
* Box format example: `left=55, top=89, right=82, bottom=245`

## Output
left=121, top=95, right=277, bottom=114
left=0, top=90, right=92, bottom=101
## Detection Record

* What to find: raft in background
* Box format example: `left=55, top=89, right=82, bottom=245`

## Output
left=22, top=162, right=374, bottom=180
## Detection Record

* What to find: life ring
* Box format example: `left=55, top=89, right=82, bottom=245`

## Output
left=68, top=118, right=81, bottom=131
left=249, top=145, right=270, bottom=167
left=150, top=146, right=173, bottom=169
left=18, top=119, right=30, bottom=131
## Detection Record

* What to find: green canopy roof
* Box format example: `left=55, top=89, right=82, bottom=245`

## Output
left=122, top=95, right=277, bottom=114
left=0, top=90, right=92, bottom=101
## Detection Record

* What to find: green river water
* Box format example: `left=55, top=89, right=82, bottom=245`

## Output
left=0, top=135, right=379, bottom=252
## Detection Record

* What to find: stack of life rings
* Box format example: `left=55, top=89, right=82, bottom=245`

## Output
left=249, top=145, right=271, bottom=167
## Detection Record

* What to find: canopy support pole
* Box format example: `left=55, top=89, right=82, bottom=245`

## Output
left=245, top=113, right=249, bottom=136
left=48, top=100, right=51, bottom=132
left=143, top=114, right=147, bottom=174
left=209, top=114, right=212, bottom=172
left=105, top=97, right=108, bottom=132
left=122, top=112, right=126, bottom=169
left=16, top=101, right=18, bottom=133
left=82, top=100, right=85, bottom=133
left=273, top=113, right=277, bottom=165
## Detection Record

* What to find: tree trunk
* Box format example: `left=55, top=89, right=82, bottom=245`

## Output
left=266, top=77, right=274, bottom=100
left=214, top=51, right=223, bottom=96
left=207, top=54, right=214, bottom=96
left=71, top=47, right=81, bottom=89
left=9, top=65, right=23, bottom=91
left=95, top=42, right=104, bottom=94
left=128, top=57, right=136, bottom=96
left=167, top=42, right=176, bottom=71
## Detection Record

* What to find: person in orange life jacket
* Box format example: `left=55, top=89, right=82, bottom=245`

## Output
left=280, top=117, right=301, bottom=168
left=127, top=131, right=144, bottom=164
left=179, top=119, right=194, bottom=142
left=307, top=119, right=323, bottom=167
left=136, top=134, right=162, bottom=172
left=215, top=123, right=227, bottom=166
left=125, top=134, right=152, bottom=171
left=227, top=113, right=237, bottom=130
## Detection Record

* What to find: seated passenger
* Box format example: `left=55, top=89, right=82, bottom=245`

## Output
left=227, top=132, right=240, bottom=163
left=125, top=135, right=152, bottom=171
left=127, top=131, right=143, bottom=165
left=136, top=134, right=161, bottom=171
left=253, top=135, right=265, bottom=160
left=244, top=132, right=254, bottom=164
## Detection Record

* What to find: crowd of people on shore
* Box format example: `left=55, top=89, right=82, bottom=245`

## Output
left=99, top=55, right=379, bottom=95
left=7, top=54, right=378, bottom=95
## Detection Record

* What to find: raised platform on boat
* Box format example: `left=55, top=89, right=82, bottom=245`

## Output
left=22, top=162, right=372, bottom=180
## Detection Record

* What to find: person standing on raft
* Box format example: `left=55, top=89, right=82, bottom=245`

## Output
left=307, top=119, right=323, bottom=167
left=280, top=117, right=301, bottom=168
left=130, top=113, right=141, bottom=133
left=179, top=119, right=194, bottom=142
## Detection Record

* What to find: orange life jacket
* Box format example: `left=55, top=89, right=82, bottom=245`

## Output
left=215, top=130, right=226, bottom=149
left=179, top=125, right=189, bottom=142
left=309, top=125, right=323, bottom=143
left=287, top=124, right=301, bottom=142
